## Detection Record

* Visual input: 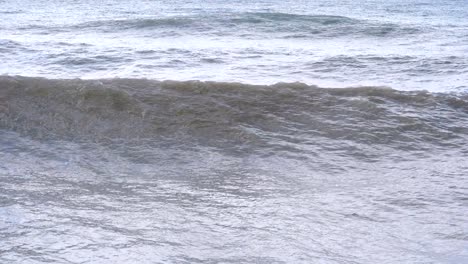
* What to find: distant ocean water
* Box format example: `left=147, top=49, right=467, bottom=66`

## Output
left=1, top=0, right=467, bottom=91
left=1, top=1, right=468, bottom=264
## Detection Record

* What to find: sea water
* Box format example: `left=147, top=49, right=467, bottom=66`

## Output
left=1, top=1, right=468, bottom=263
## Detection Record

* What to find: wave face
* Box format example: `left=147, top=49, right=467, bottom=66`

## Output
left=24, top=13, right=420, bottom=39
left=2, top=76, right=468, bottom=151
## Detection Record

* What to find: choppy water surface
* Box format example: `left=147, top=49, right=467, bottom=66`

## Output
left=1, top=0, right=468, bottom=263
left=0, top=0, right=467, bottom=91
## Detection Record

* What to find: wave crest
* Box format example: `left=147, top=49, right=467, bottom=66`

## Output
left=19, top=12, right=423, bottom=39
left=1, top=76, right=467, bottom=150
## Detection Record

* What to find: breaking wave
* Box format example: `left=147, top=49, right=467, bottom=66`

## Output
left=1, top=76, right=467, bottom=154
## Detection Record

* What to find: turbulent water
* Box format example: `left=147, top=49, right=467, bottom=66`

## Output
left=1, top=0, right=468, bottom=91
left=1, top=1, right=468, bottom=264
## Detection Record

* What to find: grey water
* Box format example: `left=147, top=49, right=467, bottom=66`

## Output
left=1, top=0, right=467, bottom=91
left=1, top=1, right=468, bottom=264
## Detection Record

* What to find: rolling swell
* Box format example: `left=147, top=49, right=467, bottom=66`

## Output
left=1, top=76, right=467, bottom=155
left=20, top=12, right=422, bottom=38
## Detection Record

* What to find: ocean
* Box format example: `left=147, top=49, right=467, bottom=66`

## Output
left=1, top=0, right=468, bottom=263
